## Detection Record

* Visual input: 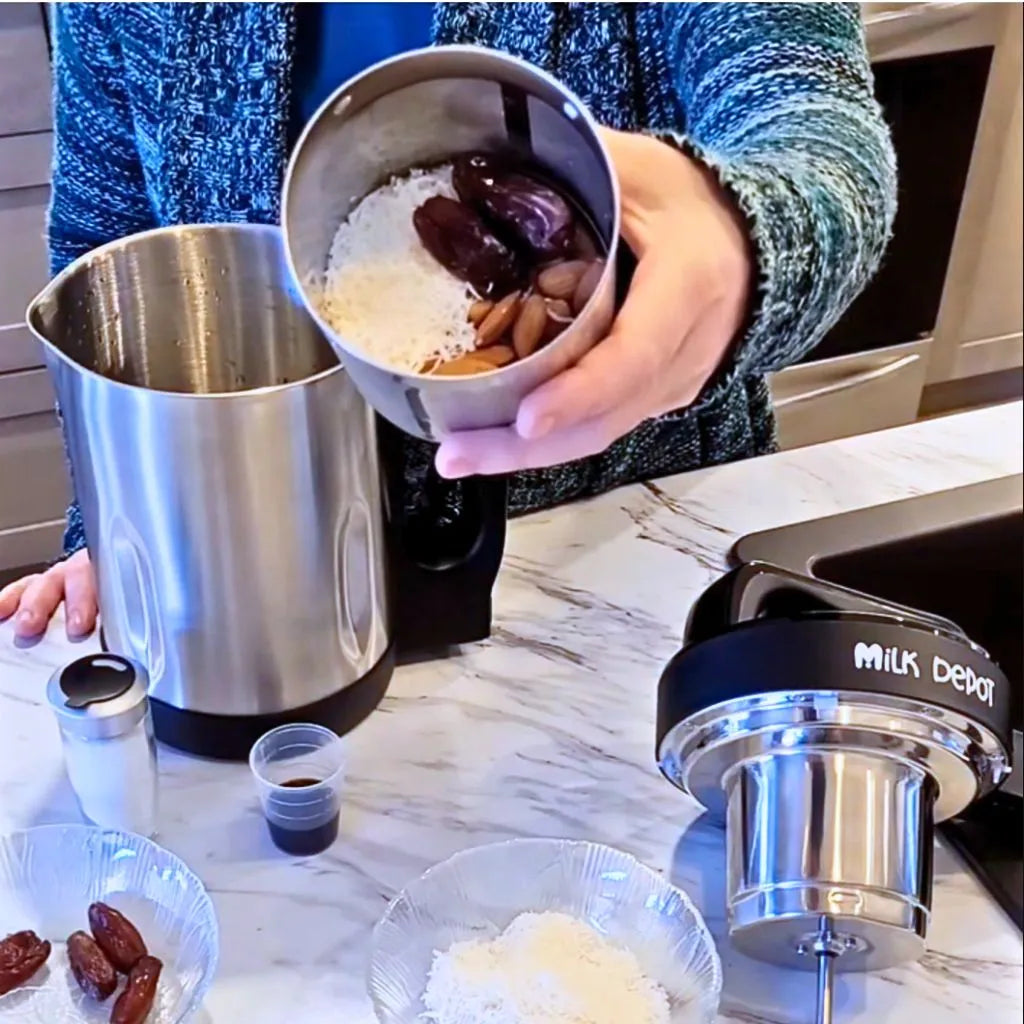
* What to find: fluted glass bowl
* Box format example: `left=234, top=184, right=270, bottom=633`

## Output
left=368, top=838, right=722, bottom=1023
left=0, top=825, right=218, bottom=1023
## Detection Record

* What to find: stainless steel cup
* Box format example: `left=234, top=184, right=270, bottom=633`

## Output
left=724, top=745, right=935, bottom=970
left=27, top=225, right=391, bottom=753
left=282, top=45, right=620, bottom=441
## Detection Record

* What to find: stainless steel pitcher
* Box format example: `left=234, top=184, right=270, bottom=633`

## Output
left=27, top=224, right=393, bottom=757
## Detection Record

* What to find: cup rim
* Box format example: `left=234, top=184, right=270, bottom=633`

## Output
left=281, top=43, right=621, bottom=385
left=248, top=722, right=347, bottom=792
left=29, top=223, right=345, bottom=402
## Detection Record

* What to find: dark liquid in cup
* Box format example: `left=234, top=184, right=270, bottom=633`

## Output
left=266, top=777, right=340, bottom=856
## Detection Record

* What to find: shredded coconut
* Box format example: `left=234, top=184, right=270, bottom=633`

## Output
left=421, top=911, right=673, bottom=1024
left=318, top=166, right=477, bottom=372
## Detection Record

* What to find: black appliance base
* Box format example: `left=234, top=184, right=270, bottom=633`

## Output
left=149, top=644, right=395, bottom=761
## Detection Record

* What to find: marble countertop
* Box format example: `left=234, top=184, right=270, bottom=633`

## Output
left=2, top=402, right=1022, bottom=1024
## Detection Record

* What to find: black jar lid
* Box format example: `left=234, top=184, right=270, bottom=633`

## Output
left=46, top=653, right=149, bottom=740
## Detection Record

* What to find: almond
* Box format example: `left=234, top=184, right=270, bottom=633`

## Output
left=536, top=260, right=587, bottom=300
left=572, top=260, right=604, bottom=315
left=475, top=344, right=517, bottom=368
left=512, top=294, right=548, bottom=359
left=433, top=353, right=495, bottom=376
left=476, top=291, right=521, bottom=347
left=573, top=224, right=600, bottom=262
left=467, top=299, right=494, bottom=326
left=544, top=297, right=575, bottom=342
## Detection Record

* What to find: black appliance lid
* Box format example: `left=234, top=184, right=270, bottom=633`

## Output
left=657, top=609, right=1012, bottom=753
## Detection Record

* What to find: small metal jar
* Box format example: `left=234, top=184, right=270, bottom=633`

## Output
left=46, top=653, right=159, bottom=837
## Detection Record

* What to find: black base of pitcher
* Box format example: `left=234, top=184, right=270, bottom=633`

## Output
left=148, top=643, right=396, bottom=761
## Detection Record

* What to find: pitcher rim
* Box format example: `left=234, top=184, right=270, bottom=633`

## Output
left=26, top=222, right=346, bottom=401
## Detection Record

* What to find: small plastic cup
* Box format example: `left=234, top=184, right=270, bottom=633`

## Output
left=249, top=723, right=346, bottom=856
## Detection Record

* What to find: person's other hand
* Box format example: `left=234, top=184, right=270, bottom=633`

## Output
left=0, top=549, right=97, bottom=640
left=435, top=127, right=753, bottom=478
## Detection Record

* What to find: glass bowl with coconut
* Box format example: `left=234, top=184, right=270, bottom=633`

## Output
left=367, top=838, right=722, bottom=1024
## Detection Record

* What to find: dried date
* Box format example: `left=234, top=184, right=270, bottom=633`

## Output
left=110, top=955, right=163, bottom=1024
left=0, top=930, right=52, bottom=996
left=413, top=196, right=522, bottom=298
left=1, top=931, right=37, bottom=970
left=67, top=930, right=118, bottom=1002
left=452, top=153, right=575, bottom=260
left=88, top=902, right=148, bottom=974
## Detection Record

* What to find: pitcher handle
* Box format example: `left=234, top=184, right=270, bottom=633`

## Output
left=375, top=417, right=507, bottom=656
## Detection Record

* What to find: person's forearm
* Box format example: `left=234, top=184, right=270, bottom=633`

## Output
left=61, top=501, right=87, bottom=559
left=659, top=2, right=896, bottom=390
left=49, top=4, right=156, bottom=556
left=48, top=3, right=155, bottom=274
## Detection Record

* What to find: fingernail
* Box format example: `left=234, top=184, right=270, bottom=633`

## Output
left=521, top=415, right=555, bottom=440
left=68, top=611, right=84, bottom=634
left=16, top=610, right=38, bottom=629
left=440, top=457, right=473, bottom=479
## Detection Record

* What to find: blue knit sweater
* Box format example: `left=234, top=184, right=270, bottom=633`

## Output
left=48, top=2, right=896, bottom=556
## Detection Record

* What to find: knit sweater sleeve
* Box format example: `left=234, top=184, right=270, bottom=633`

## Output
left=48, top=3, right=155, bottom=555
left=48, top=4, right=154, bottom=274
left=657, top=2, right=896, bottom=392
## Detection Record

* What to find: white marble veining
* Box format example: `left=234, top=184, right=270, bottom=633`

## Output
left=2, top=402, right=1022, bottom=1024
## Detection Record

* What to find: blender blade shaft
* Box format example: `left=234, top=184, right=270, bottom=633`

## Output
left=815, top=949, right=836, bottom=1024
